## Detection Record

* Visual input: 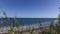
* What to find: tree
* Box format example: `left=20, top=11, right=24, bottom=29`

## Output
left=56, top=14, right=60, bottom=34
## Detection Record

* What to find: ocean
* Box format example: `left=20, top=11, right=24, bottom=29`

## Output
left=0, top=18, right=58, bottom=26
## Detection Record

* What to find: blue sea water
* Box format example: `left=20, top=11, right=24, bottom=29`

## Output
left=0, top=18, right=58, bottom=26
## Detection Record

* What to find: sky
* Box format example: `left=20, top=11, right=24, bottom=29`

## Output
left=0, top=0, right=60, bottom=18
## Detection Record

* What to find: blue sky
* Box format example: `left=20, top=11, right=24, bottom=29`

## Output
left=0, top=0, right=60, bottom=18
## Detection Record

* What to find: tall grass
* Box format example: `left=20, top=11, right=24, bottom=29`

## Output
left=0, top=11, right=60, bottom=34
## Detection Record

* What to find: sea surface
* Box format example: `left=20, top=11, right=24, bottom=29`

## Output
left=0, top=18, right=58, bottom=26
left=0, top=18, right=58, bottom=28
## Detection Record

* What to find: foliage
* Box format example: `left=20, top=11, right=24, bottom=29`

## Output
left=0, top=10, right=60, bottom=34
left=0, top=19, right=2, bottom=27
left=30, top=28, right=34, bottom=34
left=56, top=14, right=60, bottom=34
left=8, top=27, right=14, bottom=34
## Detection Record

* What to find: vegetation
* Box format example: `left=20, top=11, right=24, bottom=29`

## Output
left=49, top=21, right=54, bottom=34
left=30, top=27, right=34, bottom=34
left=0, top=10, right=60, bottom=34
